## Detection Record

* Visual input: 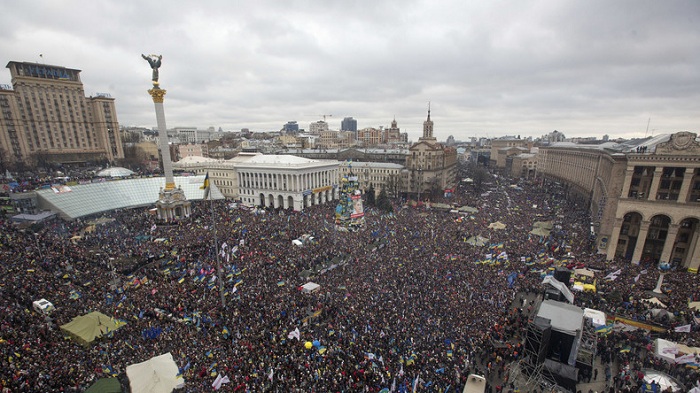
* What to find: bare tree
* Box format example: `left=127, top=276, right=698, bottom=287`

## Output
left=120, top=144, right=147, bottom=171
left=385, top=174, right=403, bottom=199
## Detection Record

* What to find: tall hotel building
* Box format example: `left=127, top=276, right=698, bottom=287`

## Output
left=0, top=61, right=123, bottom=166
left=537, top=132, right=700, bottom=270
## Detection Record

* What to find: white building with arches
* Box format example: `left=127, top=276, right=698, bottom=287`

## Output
left=236, top=155, right=340, bottom=210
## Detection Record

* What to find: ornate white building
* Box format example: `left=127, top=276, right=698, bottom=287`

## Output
left=236, top=155, right=339, bottom=210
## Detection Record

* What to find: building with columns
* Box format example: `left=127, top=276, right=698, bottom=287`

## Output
left=537, top=132, right=700, bottom=270
left=236, top=155, right=339, bottom=210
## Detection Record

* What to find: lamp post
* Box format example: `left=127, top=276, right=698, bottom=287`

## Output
left=417, top=167, right=423, bottom=202
left=210, top=197, right=226, bottom=309
left=34, top=232, right=43, bottom=261
left=653, top=261, right=671, bottom=294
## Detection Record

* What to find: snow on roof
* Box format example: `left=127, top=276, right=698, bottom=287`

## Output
left=96, top=167, right=134, bottom=177
left=246, top=154, right=320, bottom=165
left=341, top=161, right=404, bottom=169
left=177, top=156, right=219, bottom=164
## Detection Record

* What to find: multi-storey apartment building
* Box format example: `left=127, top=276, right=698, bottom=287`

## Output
left=0, top=61, right=123, bottom=166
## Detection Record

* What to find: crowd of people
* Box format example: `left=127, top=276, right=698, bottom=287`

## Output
left=1, top=171, right=699, bottom=392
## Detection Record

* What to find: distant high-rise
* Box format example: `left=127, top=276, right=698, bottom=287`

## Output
left=0, top=61, right=123, bottom=166
left=282, top=121, right=299, bottom=133
left=309, top=120, right=329, bottom=134
left=341, top=117, right=357, bottom=132
left=384, top=118, right=401, bottom=143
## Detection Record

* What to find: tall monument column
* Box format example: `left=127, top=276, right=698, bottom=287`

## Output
left=148, top=87, right=175, bottom=190
left=143, top=54, right=191, bottom=222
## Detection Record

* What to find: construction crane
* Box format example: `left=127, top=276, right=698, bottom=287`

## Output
left=318, top=114, right=333, bottom=122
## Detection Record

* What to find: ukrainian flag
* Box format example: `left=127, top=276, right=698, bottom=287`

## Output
left=200, top=172, right=210, bottom=200
left=595, top=324, right=613, bottom=335
left=102, top=365, right=118, bottom=377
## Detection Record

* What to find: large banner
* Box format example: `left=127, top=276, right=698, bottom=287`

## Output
left=350, top=194, right=364, bottom=218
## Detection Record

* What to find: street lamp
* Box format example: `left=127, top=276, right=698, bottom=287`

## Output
left=34, top=233, right=43, bottom=261
left=653, top=261, right=672, bottom=294
left=417, top=167, right=423, bottom=202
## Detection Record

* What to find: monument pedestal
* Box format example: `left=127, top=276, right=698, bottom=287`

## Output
left=156, top=186, right=191, bottom=222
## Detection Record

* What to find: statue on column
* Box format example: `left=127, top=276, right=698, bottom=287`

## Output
left=141, top=54, right=162, bottom=84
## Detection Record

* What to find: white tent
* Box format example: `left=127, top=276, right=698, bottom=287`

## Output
left=644, top=297, right=667, bottom=308
left=583, top=308, right=606, bottom=327
left=126, top=352, right=185, bottom=393
left=654, top=338, right=678, bottom=363
left=301, top=282, right=321, bottom=293
left=642, top=369, right=684, bottom=392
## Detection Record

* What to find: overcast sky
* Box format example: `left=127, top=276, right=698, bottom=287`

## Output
left=2, top=0, right=698, bottom=141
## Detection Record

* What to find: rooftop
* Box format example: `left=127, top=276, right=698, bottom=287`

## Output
left=35, top=175, right=223, bottom=220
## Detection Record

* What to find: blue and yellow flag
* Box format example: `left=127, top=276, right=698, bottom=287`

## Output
left=102, top=365, right=118, bottom=377
left=595, top=324, right=613, bottom=335
left=200, top=172, right=210, bottom=200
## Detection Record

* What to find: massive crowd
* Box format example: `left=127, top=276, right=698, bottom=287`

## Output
left=1, top=173, right=699, bottom=392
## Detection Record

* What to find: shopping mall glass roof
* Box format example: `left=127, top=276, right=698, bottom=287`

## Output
left=35, top=175, right=223, bottom=220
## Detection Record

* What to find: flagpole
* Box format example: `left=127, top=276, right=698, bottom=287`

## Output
left=210, top=194, right=226, bottom=309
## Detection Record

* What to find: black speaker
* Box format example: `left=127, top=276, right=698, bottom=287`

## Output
left=544, top=288, right=564, bottom=302
left=553, top=268, right=572, bottom=286
left=525, top=316, right=551, bottom=365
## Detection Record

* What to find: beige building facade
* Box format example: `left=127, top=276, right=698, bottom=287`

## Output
left=510, top=153, right=537, bottom=178
left=338, top=161, right=405, bottom=198
left=406, top=108, right=458, bottom=198
left=177, top=143, right=208, bottom=160
left=537, top=132, right=700, bottom=270
left=0, top=61, right=123, bottom=165
left=490, top=138, right=533, bottom=168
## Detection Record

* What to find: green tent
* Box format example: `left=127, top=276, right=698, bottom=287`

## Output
left=465, top=236, right=489, bottom=247
left=533, top=221, right=554, bottom=230
left=85, top=377, right=122, bottom=393
left=60, top=311, right=126, bottom=346
left=457, top=206, right=479, bottom=214
left=530, top=227, right=551, bottom=237
left=488, top=221, right=507, bottom=230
